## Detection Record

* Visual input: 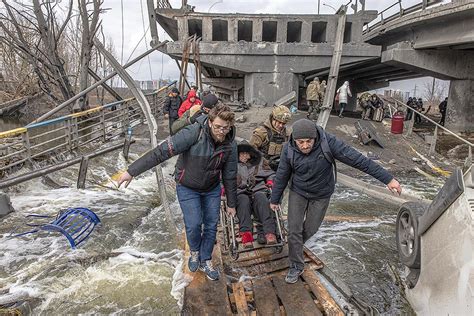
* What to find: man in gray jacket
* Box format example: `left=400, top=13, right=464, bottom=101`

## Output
left=270, top=119, right=401, bottom=284
left=117, top=104, right=238, bottom=281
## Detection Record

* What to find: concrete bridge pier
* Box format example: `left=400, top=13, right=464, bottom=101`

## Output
left=244, top=72, right=299, bottom=106
left=446, top=79, right=474, bottom=133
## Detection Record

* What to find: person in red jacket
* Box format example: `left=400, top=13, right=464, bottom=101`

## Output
left=178, top=90, right=202, bottom=117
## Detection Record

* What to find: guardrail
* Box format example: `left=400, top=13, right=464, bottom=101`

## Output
left=363, top=0, right=443, bottom=35
left=383, top=96, right=473, bottom=168
left=0, top=84, right=174, bottom=180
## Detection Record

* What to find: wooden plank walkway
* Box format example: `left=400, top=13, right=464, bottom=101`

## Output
left=182, top=228, right=345, bottom=315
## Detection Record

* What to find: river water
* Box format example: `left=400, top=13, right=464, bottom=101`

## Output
left=0, top=147, right=444, bottom=314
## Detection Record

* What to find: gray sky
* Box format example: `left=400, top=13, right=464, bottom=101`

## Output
left=100, top=0, right=449, bottom=98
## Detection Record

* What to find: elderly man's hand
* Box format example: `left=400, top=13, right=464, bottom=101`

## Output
left=269, top=203, right=280, bottom=212
left=387, top=178, right=402, bottom=196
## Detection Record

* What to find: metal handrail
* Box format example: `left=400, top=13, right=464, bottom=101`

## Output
left=363, top=0, right=442, bottom=35
left=0, top=82, right=176, bottom=179
left=389, top=97, right=473, bottom=148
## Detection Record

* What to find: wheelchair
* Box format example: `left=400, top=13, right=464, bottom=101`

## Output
left=219, top=193, right=286, bottom=261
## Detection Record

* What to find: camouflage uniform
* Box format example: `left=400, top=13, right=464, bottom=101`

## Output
left=250, top=106, right=291, bottom=171
left=306, top=78, right=321, bottom=120
left=358, top=92, right=372, bottom=120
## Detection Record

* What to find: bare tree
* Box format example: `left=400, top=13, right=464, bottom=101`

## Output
left=77, top=0, right=103, bottom=110
left=423, top=78, right=448, bottom=112
left=0, top=0, right=75, bottom=102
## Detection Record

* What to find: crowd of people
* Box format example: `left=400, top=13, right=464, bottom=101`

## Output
left=304, top=80, right=448, bottom=126
left=116, top=85, right=402, bottom=284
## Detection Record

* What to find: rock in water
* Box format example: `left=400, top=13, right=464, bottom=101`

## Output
left=0, top=192, right=15, bottom=218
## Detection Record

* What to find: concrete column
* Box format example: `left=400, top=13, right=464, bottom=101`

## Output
left=228, top=18, right=237, bottom=42
left=277, top=20, right=287, bottom=43
left=177, top=18, right=188, bottom=41
left=301, top=20, right=312, bottom=43
left=244, top=72, right=299, bottom=106
left=446, top=79, right=474, bottom=133
left=202, top=17, right=212, bottom=41
left=233, top=90, right=239, bottom=102
left=253, top=19, right=263, bottom=42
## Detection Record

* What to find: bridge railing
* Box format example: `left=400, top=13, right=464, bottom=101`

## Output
left=363, top=0, right=444, bottom=35
left=0, top=85, right=173, bottom=180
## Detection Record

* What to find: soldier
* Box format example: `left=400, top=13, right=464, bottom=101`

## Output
left=250, top=105, right=292, bottom=172
left=306, top=78, right=321, bottom=120
left=358, top=92, right=372, bottom=120
left=319, top=80, right=327, bottom=103
left=249, top=105, right=291, bottom=244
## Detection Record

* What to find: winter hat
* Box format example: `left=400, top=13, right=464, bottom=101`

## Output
left=292, top=119, right=317, bottom=140
left=171, top=87, right=179, bottom=94
left=202, top=94, right=219, bottom=110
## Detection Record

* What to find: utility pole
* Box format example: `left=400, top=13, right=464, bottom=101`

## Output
left=318, top=0, right=320, bottom=14
left=413, top=84, right=418, bottom=98
left=317, top=5, right=347, bottom=129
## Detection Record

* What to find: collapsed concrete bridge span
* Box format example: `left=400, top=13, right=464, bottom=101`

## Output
left=152, top=1, right=380, bottom=106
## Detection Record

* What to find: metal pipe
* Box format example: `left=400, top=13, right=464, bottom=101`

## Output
left=0, top=141, right=134, bottom=189
left=390, top=98, right=473, bottom=147
left=29, top=41, right=168, bottom=125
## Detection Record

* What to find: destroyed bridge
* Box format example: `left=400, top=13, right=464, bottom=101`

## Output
left=149, top=0, right=474, bottom=133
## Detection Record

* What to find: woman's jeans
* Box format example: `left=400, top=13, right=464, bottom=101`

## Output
left=177, top=184, right=221, bottom=263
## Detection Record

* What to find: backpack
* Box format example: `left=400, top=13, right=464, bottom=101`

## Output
left=287, top=125, right=337, bottom=182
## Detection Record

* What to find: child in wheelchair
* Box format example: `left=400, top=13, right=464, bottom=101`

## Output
left=235, top=141, right=278, bottom=248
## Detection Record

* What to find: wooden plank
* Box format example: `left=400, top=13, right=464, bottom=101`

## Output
left=301, top=270, right=344, bottom=316
left=252, top=278, right=280, bottom=316
left=272, top=275, right=322, bottom=316
left=232, top=282, right=249, bottom=316
left=303, top=247, right=324, bottom=269
left=232, top=247, right=289, bottom=268
left=244, top=256, right=311, bottom=277
left=182, top=236, right=232, bottom=316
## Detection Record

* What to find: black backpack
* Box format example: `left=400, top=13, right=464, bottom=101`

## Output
left=286, top=125, right=337, bottom=182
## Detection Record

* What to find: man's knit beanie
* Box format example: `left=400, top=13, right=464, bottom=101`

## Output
left=292, top=119, right=317, bottom=140
left=171, top=87, right=179, bottom=94
left=202, top=94, right=219, bottom=109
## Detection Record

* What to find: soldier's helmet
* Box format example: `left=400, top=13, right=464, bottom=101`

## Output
left=271, top=105, right=292, bottom=123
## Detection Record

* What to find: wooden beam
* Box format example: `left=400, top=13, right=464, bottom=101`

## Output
left=301, top=270, right=345, bottom=316
left=232, top=282, right=249, bottom=315
left=317, top=7, right=347, bottom=129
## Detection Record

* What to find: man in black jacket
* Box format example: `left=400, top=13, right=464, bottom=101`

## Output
left=117, top=104, right=238, bottom=281
left=270, top=119, right=402, bottom=284
left=439, top=97, right=448, bottom=126
left=163, top=87, right=183, bottom=134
